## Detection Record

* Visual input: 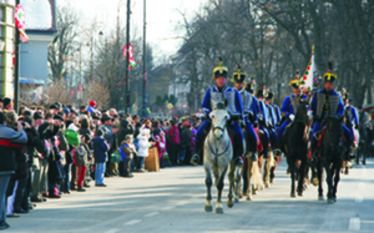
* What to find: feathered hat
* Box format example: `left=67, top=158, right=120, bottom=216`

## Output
left=245, top=77, right=255, bottom=94
left=232, top=64, right=246, bottom=83
left=323, top=62, right=337, bottom=83
left=289, top=70, right=301, bottom=89
left=255, top=82, right=267, bottom=98
left=341, top=88, right=349, bottom=101
left=213, top=56, right=228, bottom=79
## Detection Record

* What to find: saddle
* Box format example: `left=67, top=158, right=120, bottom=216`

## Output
left=316, top=126, right=347, bottom=148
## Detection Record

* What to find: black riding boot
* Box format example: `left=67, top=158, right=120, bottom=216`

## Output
left=233, top=131, right=244, bottom=166
left=248, top=140, right=258, bottom=161
left=191, top=148, right=202, bottom=165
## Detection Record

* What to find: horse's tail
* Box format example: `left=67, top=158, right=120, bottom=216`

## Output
left=252, top=161, right=263, bottom=190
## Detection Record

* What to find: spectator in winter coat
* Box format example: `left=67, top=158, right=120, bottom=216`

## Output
left=137, top=126, right=151, bottom=172
left=0, top=112, right=27, bottom=230
left=92, top=129, right=110, bottom=187
left=168, top=120, right=180, bottom=166
left=119, top=135, right=136, bottom=177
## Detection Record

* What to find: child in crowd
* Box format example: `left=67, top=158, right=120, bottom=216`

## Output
left=92, top=129, right=110, bottom=187
left=119, top=135, right=136, bottom=178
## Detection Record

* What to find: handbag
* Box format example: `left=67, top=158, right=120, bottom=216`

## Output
left=111, top=150, right=121, bottom=164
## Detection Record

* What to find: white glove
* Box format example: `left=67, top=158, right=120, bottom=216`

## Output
left=307, top=110, right=313, bottom=118
left=289, top=114, right=295, bottom=121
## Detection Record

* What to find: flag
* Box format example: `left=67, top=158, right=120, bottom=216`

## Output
left=300, top=45, right=318, bottom=94
left=123, top=44, right=136, bottom=70
left=15, top=5, right=29, bottom=43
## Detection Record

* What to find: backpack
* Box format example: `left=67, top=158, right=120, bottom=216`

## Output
left=75, top=145, right=86, bottom=166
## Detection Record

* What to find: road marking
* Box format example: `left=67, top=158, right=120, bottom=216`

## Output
left=348, top=217, right=360, bottom=231
left=144, top=211, right=159, bottom=217
left=104, top=229, right=120, bottom=233
left=124, top=219, right=142, bottom=226
left=161, top=205, right=176, bottom=211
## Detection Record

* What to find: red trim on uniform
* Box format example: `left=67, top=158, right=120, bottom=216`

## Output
left=0, top=139, right=24, bottom=148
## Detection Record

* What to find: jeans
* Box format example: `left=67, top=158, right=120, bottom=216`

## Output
left=62, top=163, right=71, bottom=192
left=95, top=163, right=105, bottom=185
left=0, top=175, right=10, bottom=222
left=178, top=149, right=186, bottom=163
left=137, top=157, right=145, bottom=170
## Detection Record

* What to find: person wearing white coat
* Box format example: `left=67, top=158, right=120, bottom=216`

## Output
left=136, top=126, right=151, bottom=172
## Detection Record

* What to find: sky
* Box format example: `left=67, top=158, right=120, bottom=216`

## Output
left=59, top=0, right=209, bottom=63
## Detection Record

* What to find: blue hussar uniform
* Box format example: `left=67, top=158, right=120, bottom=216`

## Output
left=311, top=89, right=345, bottom=140
left=272, top=104, right=282, bottom=128
left=192, top=58, right=244, bottom=165
left=277, top=93, right=308, bottom=140
left=255, top=88, right=271, bottom=158
left=310, top=66, right=351, bottom=159
left=342, top=93, right=359, bottom=157
left=265, top=92, right=278, bottom=149
left=232, top=65, right=258, bottom=161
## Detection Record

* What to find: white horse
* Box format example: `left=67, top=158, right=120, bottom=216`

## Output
left=204, top=101, right=234, bottom=214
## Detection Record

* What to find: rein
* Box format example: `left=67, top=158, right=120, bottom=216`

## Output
left=207, top=128, right=231, bottom=157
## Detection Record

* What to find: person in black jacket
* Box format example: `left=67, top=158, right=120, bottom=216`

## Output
left=0, top=111, right=27, bottom=230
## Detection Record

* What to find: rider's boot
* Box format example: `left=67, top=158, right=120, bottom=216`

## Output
left=190, top=148, right=201, bottom=165
left=273, top=139, right=283, bottom=157
left=248, top=141, right=258, bottom=161
left=234, top=140, right=244, bottom=167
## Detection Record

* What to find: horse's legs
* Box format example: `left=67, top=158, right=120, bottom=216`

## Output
left=325, top=163, right=334, bottom=204
left=227, top=162, right=234, bottom=208
left=264, top=153, right=272, bottom=188
left=270, top=156, right=279, bottom=183
left=234, top=164, right=241, bottom=203
left=290, top=160, right=296, bottom=198
left=216, top=166, right=228, bottom=214
left=246, top=158, right=254, bottom=200
left=297, top=160, right=306, bottom=196
left=332, top=162, right=341, bottom=202
left=241, top=158, right=248, bottom=197
left=317, top=161, right=324, bottom=200
left=204, top=164, right=213, bottom=212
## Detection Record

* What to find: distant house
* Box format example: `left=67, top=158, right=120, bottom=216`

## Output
left=20, top=0, right=56, bottom=85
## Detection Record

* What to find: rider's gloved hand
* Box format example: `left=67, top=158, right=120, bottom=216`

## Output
left=289, top=114, right=295, bottom=121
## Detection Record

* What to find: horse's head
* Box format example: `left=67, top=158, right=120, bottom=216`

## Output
left=295, top=99, right=309, bottom=124
left=210, top=101, right=230, bottom=139
left=325, top=115, right=344, bottom=145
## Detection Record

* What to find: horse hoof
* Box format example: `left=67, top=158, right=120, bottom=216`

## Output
left=270, top=178, right=274, bottom=184
left=238, top=192, right=243, bottom=199
left=205, top=203, right=213, bottom=212
left=332, top=197, right=337, bottom=203
left=252, top=189, right=257, bottom=195
left=234, top=197, right=239, bottom=203
left=327, top=199, right=334, bottom=205
left=312, top=178, right=318, bottom=187
left=318, top=196, right=324, bottom=201
left=265, top=182, right=270, bottom=188
left=227, top=200, right=234, bottom=208
left=215, top=207, right=224, bottom=214
left=290, top=193, right=296, bottom=198
left=297, top=191, right=303, bottom=197
left=246, top=195, right=252, bottom=201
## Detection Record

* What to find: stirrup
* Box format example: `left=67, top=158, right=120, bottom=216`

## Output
left=190, top=154, right=200, bottom=165
left=273, top=149, right=282, bottom=157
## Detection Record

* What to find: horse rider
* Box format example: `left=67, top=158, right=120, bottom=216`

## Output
left=274, top=72, right=308, bottom=156
left=232, top=65, right=259, bottom=161
left=264, top=91, right=279, bottom=151
left=245, top=77, right=256, bottom=94
left=342, top=91, right=359, bottom=158
left=310, top=63, right=349, bottom=160
left=255, top=87, right=271, bottom=158
left=191, top=57, right=245, bottom=166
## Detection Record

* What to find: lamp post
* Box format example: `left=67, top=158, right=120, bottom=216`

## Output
left=142, top=0, right=147, bottom=117
left=14, top=0, right=21, bottom=112
left=124, top=0, right=131, bottom=114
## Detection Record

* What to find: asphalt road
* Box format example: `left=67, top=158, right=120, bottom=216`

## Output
left=6, top=158, right=374, bottom=233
